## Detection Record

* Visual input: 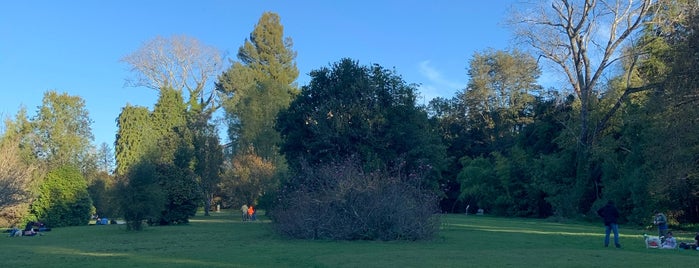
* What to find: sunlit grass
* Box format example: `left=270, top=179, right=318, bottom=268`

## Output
left=1, top=211, right=696, bottom=267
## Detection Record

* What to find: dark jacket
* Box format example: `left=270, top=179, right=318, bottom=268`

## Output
left=597, top=203, right=619, bottom=226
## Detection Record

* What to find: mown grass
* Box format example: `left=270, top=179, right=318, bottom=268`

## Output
left=1, top=211, right=697, bottom=267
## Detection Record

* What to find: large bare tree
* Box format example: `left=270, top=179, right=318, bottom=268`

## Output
left=513, top=0, right=653, bottom=146
left=122, top=35, right=225, bottom=115
left=512, top=0, right=655, bottom=213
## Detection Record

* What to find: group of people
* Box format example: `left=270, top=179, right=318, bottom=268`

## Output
left=7, top=221, right=48, bottom=237
left=597, top=201, right=697, bottom=250
left=240, top=204, right=257, bottom=222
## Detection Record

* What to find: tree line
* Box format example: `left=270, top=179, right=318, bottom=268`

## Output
left=1, top=1, right=698, bottom=237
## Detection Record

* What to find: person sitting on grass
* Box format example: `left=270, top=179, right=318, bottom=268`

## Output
left=661, top=231, right=676, bottom=249
left=23, top=222, right=38, bottom=236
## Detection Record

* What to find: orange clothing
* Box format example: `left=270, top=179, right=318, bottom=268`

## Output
left=247, top=206, right=254, bottom=216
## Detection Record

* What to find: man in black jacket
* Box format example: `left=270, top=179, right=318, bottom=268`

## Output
left=597, top=200, right=621, bottom=248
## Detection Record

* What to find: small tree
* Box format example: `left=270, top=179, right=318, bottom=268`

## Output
left=116, top=160, right=164, bottom=231
left=152, top=162, right=200, bottom=225
left=29, top=166, right=92, bottom=227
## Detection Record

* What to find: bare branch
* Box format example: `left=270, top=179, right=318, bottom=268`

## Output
left=121, top=35, right=225, bottom=114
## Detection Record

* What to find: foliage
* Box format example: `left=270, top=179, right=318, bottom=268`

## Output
left=277, top=58, right=446, bottom=187
left=433, top=49, right=542, bottom=213
left=270, top=158, right=440, bottom=240
left=31, top=91, right=94, bottom=172
left=151, top=162, right=200, bottom=225
left=116, top=160, right=164, bottom=231
left=151, top=87, right=188, bottom=164
left=216, top=11, right=298, bottom=209
left=217, top=11, right=298, bottom=159
left=636, top=3, right=699, bottom=223
left=219, top=148, right=276, bottom=208
left=29, top=165, right=92, bottom=227
left=115, top=105, right=155, bottom=176
left=191, top=117, right=223, bottom=216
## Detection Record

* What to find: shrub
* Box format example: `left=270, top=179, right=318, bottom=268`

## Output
left=270, top=158, right=440, bottom=240
left=151, top=163, right=200, bottom=225
left=116, top=161, right=164, bottom=231
left=29, top=166, right=92, bottom=227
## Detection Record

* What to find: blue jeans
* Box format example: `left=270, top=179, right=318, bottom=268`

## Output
left=604, top=223, right=620, bottom=246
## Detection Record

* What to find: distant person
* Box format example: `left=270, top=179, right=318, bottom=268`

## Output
left=241, top=204, right=249, bottom=222
left=8, top=226, right=21, bottom=237
left=596, top=200, right=621, bottom=248
left=23, top=222, right=38, bottom=236
left=661, top=231, right=676, bottom=249
left=248, top=205, right=255, bottom=221
left=653, top=211, right=668, bottom=239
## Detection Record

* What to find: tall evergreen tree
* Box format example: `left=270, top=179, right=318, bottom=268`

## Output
left=217, top=11, right=298, bottom=159
left=115, top=105, right=154, bottom=176
left=216, top=12, right=298, bottom=207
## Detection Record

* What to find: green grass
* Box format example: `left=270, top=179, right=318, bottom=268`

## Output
left=1, top=211, right=697, bottom=267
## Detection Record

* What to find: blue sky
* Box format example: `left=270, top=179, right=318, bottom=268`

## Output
left=1, top=0, right=516, bottom=147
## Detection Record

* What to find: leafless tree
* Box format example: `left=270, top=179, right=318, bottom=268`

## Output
left=0, top=136, right=36, bottom=210
left=122, top=35, right=225, bottom=115
left=512, top=0, right=654, bottom=146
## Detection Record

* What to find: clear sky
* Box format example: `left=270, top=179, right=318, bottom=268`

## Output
left=0, top=0, right=517, bottom=147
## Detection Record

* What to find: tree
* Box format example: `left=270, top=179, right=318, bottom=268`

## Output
left=219, top=148, right=276, bottom=207
left=216, top=12, right=298, bottom=208
left=192, top=121, right=223, bottom=216
left=29, top=165, right=92, bottom=227
left=115, top=105, right=155, bottom=176
left=512, top=0, right=654, bottom=215
left=96, top=142, right=115, bottom=174
left=217, top=11, right=299, bottom=159
left=514, top=0, right=653, bottom=146
left=152, top=162, right=200, bottom=225
left=116, top=160, right=164, bottom=231
left=639, top=2, right=699, bottom=222
left=32, top=91, right=95, bottom=172
left=0, top=134, right=36, bottom=211
left=122, top=35, right=225, bottom=117
left=273, top=59, right=444, bottom=240
left=151, top=87, right=188, bottom=164
left=277, top=58, right=445, bottom=186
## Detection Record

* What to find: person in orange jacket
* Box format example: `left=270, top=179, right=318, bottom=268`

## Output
left=247, top=205, right=255, bottom=221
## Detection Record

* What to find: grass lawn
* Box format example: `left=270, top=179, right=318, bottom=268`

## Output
left=1, top=211, right=697, bottom=267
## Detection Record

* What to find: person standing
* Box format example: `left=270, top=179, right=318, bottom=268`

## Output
left=597, top=200, right=621, bottom=248
left=248, top=205, right=255, bottom=221
left=653, top=211, right=668, bottom=239
left=241, top=204, right=249, bottom=222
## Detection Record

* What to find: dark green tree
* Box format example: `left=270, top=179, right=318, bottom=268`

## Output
left=116, top=160, right=164, bottom=231
left=115, top=105, right=155, bottom=176
left=277, top=58, right=445, bottom=186
left=192, top=119, right=223, bottom=216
